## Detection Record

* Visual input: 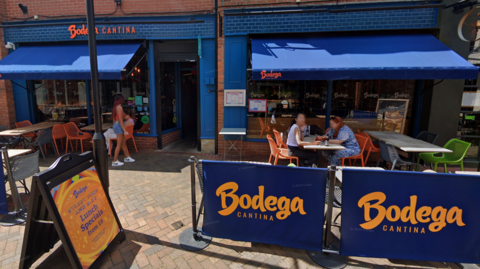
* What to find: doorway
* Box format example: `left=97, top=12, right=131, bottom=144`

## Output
left=158, top=61, right=198, bottom=151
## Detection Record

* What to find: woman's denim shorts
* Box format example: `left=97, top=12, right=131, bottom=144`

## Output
left=113, top=122, right=124, bottom=135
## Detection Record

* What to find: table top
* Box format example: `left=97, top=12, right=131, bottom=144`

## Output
left=364, top=131, right=452, bottom=153
left=303, top=136, right=346, bottom=150
left=6, top=149, right=32, bottom=159
left=0, top=122, right=63, bottom=136
left=455, top=171, right=480, bottom=176
left=219, top=128, right=247, bottom=135
left=334, top=166, right=385, bottom=182
left=81, top=123, right=114, bottom=131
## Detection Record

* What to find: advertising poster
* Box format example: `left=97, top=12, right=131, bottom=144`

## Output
left=248, top=99, right=268, bottom=112
left=341, top=169, right=480, bottom=263
left=50, top=166, right=120, bottom=269
left=376, top=99, right=409, bottom=133
left=224, top=90, right=246, bottom=106
left=202, top=161, right=326, bottom=251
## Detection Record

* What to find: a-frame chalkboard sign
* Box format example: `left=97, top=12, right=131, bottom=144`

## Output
left=19, top=152, right=125, bottom=269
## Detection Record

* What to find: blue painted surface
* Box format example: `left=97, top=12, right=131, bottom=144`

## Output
left=225, top=5, right=437, bottom=35
left=0, top=43, right=141, bottom=80
left=224, top=36, right=248, bottom=130
left=4, top=15, right=215, bottom=43
left=200, top=38, right=216, bottom=139
left=12, top=80, right=31, bottom=123
left=147, top=40, right=157, bottom=137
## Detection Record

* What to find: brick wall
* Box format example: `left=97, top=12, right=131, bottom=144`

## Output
left=0, top=0, right=15, bottom=128
left=132, top=136, right=157, bottom=150
left=162, top=129, right=180, bottom=147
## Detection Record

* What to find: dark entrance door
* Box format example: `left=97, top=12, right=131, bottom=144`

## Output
left=180, top=63, right=198, bottom=141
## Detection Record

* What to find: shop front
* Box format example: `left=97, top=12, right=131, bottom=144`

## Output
left=220, top=3, right=478, bottom=158
left=1, top=15, right=216, bottom=152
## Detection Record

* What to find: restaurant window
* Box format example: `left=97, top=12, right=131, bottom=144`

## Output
left=35, top=80, right=88, bottom=126
left=459, top=77, right=480, bottom=163
left=246, top=73, right=328, bottom=139
left=97, top=46, right=150, bottom=132
left=332, top=80, right=415, bottom=135
left=160, top=62, right=177, bottom=131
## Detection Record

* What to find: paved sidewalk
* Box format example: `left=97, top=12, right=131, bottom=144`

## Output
left=0, top=151, right=468, bottom=269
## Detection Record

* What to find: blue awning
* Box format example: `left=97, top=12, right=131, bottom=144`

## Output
left=251, top=34, right=479, bottom=80
left=0, top=43, right=141, bottom=80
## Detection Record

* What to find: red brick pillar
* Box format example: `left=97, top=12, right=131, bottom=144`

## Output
left=217, top=11, right=225, bottom=157
left=0, top=28, right=16, bottom=128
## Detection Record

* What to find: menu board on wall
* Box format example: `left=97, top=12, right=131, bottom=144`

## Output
left=376, top=99, right=409, bottom=133
left=50, top=166, right=120, bottom=269
left=224, top=90, right=246, bottom=107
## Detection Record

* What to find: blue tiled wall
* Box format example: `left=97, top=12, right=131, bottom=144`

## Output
left=225, top=8, right=437, bottom=35
left=4, top=19, right=215, bottom=43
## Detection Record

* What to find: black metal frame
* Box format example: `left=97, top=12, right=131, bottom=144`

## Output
left=19, top=152, right=125, bottom=269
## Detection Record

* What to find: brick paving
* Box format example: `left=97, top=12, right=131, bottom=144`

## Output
left=0, top=150, right=471, bottom=269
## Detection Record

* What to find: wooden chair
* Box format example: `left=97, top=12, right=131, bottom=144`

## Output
left=272, top=129, right=287, bottom=149
left=64, top=122, right=92, bottom=153
left=52, top=124, right=67, bottom=156
left=15, top=120, right=36, bottom=141
left=110, top=125, right=138, bottom=157
left=341, top=134, right=368, bottom=167
left=267, top=134, right=298, bottom=166
left=357, top=131, right=380, bottom=164
left=258, top=118, right=270, bottom=139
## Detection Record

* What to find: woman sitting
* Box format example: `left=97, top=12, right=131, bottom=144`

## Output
left=286, top=113, right=321, bottom=167
left=322, top=116, right=360, bottom=166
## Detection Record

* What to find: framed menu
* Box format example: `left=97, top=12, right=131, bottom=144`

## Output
left=376, top=99, right=409, bottom=133
left=224, top=90, right=246, bottom=107
left=248, top=99, right=268, bottom=112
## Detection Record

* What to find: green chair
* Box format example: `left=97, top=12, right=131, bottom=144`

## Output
left=417, top=139, right=471, bottom=173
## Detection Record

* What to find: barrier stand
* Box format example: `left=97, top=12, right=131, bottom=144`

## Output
left=307, top=165, right=347, bottom=269
left=0, top=147, right=27, bottom=226
left=180, top=156, right=212, bottom=251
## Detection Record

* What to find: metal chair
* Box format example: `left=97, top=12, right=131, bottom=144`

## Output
left=7, top=151, right=40, bottom=195
left=416, top=131, right=438, bottom=144
left=377, top=141, right=420, bottom=170
left=24, top=128, right=54, bottom=161
left=0, top=126, right=22, bottom=149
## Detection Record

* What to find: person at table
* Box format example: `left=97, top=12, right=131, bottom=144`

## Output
left=286, top=113, right=321, bottom=167
left=321, top=116, right=360, bottom=166
left=112, top=94, right=135, bottom=167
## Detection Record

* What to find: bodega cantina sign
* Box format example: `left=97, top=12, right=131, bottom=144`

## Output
left=68, top=24, right=137, bottom=39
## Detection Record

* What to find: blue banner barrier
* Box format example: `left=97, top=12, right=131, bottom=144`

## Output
left=341, top=169, right=480, bottom=263
left=202, top=161, right=327, bottom=251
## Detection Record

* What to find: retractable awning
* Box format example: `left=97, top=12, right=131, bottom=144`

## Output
left=251, top=34, right=478, bottom=80
left=0, top=43, right=141, bottom=80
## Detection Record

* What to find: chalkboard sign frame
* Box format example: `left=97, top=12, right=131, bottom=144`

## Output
left=20, top=152, right=125, bottom=269
left=375, top=99, right=409, bottom=133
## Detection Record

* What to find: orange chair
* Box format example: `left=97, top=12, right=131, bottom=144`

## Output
left=64, top=122, right=92, bottom=153
left=267, top=134, right=298, bottom=166
left=15, top=120, right=36, bottom=140
left=341, top=134, right=368, bottom=167
left=134, top=122, right=150, bottom=134
left=272, top=129, right=287, bottom=149
left=110, top=125, right=138, bottom=157
left=357, top=131, right=380, bottom=164
left=258, top=118, right=271, bottom=139
left=52, top=124, right=67, bottom=156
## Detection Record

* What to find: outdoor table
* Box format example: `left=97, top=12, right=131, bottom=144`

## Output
left=333, top=166, right=385, bottom=182
left=6, top=149, right=32, bottom=159
left=0, top=122, right=63, bottom=137
left=303, top=136, right=346, bottom=151
left=364, top=131, right=452, bottom=153
left=219, top=128, right=246, bottom=161
left=81, top=123, right=113, bottom=132
left=455, top=171, right=480, bottom=176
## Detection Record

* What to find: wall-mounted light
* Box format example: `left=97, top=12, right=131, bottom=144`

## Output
left=18, top=3, right=28, bottom=15
left=5, top=42, right=15, bottom=50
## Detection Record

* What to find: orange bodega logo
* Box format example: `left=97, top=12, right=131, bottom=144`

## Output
left=216, top=182, right=306, bottom=221
left=68, top=24, right=136, bottom=39
left=358, top=192, right=465, bottom=234
left=260, top=70, right=282, bottom=79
